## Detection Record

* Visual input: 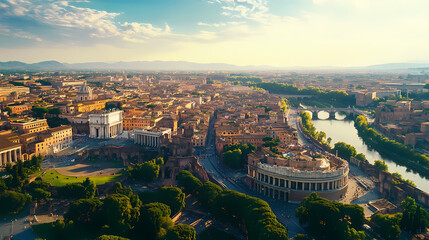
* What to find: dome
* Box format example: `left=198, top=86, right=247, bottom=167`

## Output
left=78, top=84, right=92, bottom=94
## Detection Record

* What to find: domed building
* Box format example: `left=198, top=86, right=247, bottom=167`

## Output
left=76, top=84, right=93, bottom=102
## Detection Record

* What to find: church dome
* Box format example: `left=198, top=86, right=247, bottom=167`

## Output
left=78, top=84, right=92, bottom=94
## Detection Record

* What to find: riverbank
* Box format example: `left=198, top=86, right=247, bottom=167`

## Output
left=311, top=117, right=429, bottom=194
left=354, top=115, right=429, bottom=179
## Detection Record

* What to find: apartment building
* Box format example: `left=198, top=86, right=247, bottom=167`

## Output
left=28, top=125, right=73, bottom=156
left=123, top=116, right=151, bottom=131
left=10, top=118, right=49, bottom=134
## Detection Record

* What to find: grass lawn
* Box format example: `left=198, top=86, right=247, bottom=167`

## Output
left=40, top=169, right=123, bottom=186
left=85, top=157, right=124, bottom=168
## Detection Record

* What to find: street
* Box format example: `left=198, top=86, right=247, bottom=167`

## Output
left=195, top=114, right=306, bottom=237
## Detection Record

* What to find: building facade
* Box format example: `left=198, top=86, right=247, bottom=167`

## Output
left=10, top=118, right=49, bottom=134
left=31, top=125, right=73, bottom=156
left=89, top=109, right=123, bottom=139
left=123, top=116, right=151, bottom=131
left=76, top=84, right=93, bottom=102
left=0, top=138, right=22, bottom=166
left=134, top=127, right=171, bottom=148
left=192, top=134, right=206, bottom=147
left=7, top=103, right=31, bottom=115
left=247, top=150, right=349, bottom=202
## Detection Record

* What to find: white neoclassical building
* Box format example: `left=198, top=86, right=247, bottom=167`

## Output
left=134, top=127, right=171, bottom=148
left=0, top=139, right=22, bottom=166
left=89, top=109, right=123, bottom=139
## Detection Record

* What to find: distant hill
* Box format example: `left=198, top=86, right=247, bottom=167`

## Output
left=365, top=63, right=429, bottom=70
left=0, top=60, right=275, bottom=71
left=2, top=60, right=429, bottom=71
left=0, top=61, right=65, bottom=71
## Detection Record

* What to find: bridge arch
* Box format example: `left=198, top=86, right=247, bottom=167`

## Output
left=299, top=106, right=356, bottom=120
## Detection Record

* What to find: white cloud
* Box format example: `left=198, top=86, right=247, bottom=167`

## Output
left=211, top=0, right=272, bottom=23
left=2, top=0, right=429, bottom=67
left=0, top=0, right=174, bottom=42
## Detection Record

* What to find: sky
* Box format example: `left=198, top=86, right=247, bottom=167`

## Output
left=1, top=0, right=429, bottom=67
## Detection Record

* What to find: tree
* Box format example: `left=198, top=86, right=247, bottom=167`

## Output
left=400, top=197, right=429, bottom=233
left=105, top=104, right=117, bottom=110
left=263, top=137, right=273, bottom=142
left=327, top=137, right=332, bottom=146
left=113, top=182, right=134, bottom=198
left=48, top=108, right=62, bottom=115
left=49, top=219, right=77, bottom=240
left=214, top=190, right=288, bottom=240
left=196, top=182, right=222, bottom=211
left=4, top=107, right=12, bottom=115
left=346, top=227, right=365, bottom=240
left=374, top=160, right=388, bottom=172
left=391, top=172, right=416, bottom=187
left=0, top=179, right=6, bottom=193
left=46, top=117, right=71, bottom=128
left=155, top=157, right=164, bottom=165
left=0, top=191, right=30, bottom=214
left=177, top=170, right=202, bottom=194
left=134, top=202, right=173, bottom=240
left=223, top=143, right=256, bottom=168
left=165, top=224, right=196, bottom=240
left=30, top=188, right=51, bottom=202
left=102, top=194, right=140, bottom=236
left=317, top=131, right=327, bottom=142
left=31, top=106, right=48, bottom=118
left=127, top=160, right=160, bottom=182
left=146, top=104, right=156, bottom=109
left=333, top=142, right=357, bottom=160
left=296, top=193, right=364, bottom=240
left=65, top=197, right=102, bottom=226
left=139, top=187, right=185, bottom=215
left=372, top=213, right=402, bottom=240
left=57, top=178, right=96, bottom=199
left=355, top=153, right=366, bottom=161
left=82, top=177, right=96, bottom=198
left=223, top=149, right=242, bottom=169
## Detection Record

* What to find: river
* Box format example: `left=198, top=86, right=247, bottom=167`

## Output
left=311, top=111, right=429, bottom=193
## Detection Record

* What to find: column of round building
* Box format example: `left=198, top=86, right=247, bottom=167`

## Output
left=0, top=147, right=22, bottom=166
left=108, top=122, right=122, bottom=138
left=135, top=134, right=159, bottom=147
left=252, top=171, right=348, bottom=201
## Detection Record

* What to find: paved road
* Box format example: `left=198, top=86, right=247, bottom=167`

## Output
left=286, top=108, right=309, bottom=146
left=0, top=209, right=36, bottom=240
left=196, top=115, right=306, bottom=237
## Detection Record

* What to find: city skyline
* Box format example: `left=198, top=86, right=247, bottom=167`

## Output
left=2, top=0, right=429, bottom=67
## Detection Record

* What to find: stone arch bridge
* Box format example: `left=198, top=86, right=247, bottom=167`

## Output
left=298, top=106, right=358, bottom=119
